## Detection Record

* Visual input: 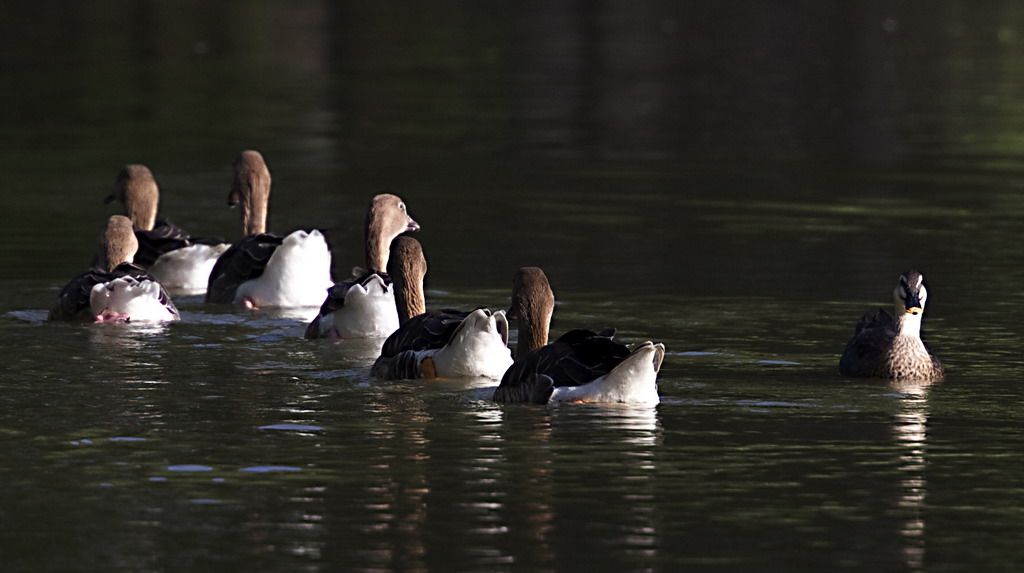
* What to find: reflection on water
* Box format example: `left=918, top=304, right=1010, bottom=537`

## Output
left=86, top=321, right=173, bottom=352
left=890, top=379, right=933, bottom=572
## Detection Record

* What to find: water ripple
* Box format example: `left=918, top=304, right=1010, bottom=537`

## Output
left=259, top=424, right=323, bottom=432
left=239, top=466, right=303, bottom=473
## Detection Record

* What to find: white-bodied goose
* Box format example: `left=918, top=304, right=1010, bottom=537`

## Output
left=49, top=215, right=180, bottom=323
left=105, top=164, right=230, bottom=294
left=205, top=150, right=333, bottom=308
left=492, top=267, right=664, bottom=405
left=369, top=237, right=513, bottom=379
left=839, top=269, right=945, bottom=381
left=304, top=194, right=421, bottom=339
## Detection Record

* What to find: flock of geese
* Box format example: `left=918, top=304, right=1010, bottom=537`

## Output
left=46, top=150, right=946, bottom=404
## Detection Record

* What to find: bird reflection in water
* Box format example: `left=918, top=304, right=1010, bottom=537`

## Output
left=889, top=378, right=933, bottom=572
left=487, top=404, right=662, bottom=565
left=86, top=321, right=171, bottom=362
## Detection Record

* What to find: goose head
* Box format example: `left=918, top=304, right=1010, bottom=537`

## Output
left=892, top=269, right=930, bottom=337
left=105, top=164, right=159, bottom=232
left=97, top=215, right=139, bottom=272
left=365, top=193, right=419, bottom=272
left=228, top=150, right=271, bottom=237
left=508, top=266, right=555, bottom=357
left=893, top=270, right=928, bottom=317
left=388, top=236, right=428, bottom=324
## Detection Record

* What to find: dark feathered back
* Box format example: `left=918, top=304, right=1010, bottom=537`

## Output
left=205, top=233, right=284, bottom=304
left=132, top=220, right=192, bottom=267
left=49, top=263, right=178, bottom=321
left=492, top=328, right=630, bottom=403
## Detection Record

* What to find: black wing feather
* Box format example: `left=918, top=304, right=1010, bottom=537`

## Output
left=315, top=269, right=391, bottom=316
left=49, top=263, right=178, bottom=321
left=838, top=308, right=896, bottom=376
left=378, top=308, right=471, bottom=358
left=133, top=219, right=227, bottom=268
left=492, top=328, right=630, bottom=403
left=205, top=233, right=283, bottom=304
left=133, top=220, right=191, bottom=267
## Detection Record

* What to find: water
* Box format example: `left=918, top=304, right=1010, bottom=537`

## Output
left=3, top=2, right=1024, bottom=571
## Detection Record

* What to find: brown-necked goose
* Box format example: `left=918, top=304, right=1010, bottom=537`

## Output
left=839, top=269, right=945, bottom=381
left=49, top=215, right=180, bottom=323
left=304, top=194, right=421, bottom=339
left=105, top=164, right=230, bottom=294
left=205, top=150, right=333, bottom=309
left=368, top=237, right=513, bottom=379
left=492, top=267, right=664, bottom=405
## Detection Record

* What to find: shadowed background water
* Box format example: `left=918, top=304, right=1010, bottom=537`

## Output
left=2, top=1, right=1024, bottom=571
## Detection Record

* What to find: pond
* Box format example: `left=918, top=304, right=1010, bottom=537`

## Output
left=2, top=2, right=1024, bottom=571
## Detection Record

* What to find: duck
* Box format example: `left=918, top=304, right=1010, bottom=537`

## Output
left=839, top=269, right=945, bottom=382
left=492, top=267, right=664, bottom=405
left=49, top=215, right=180, bottom=323
left=104, top=164, right=230, bottom=294
left=369, top=237, right=514, bottom=379
left=304, top=194, right=421, bottom=339
left=205, top=150, right=333, bottom=308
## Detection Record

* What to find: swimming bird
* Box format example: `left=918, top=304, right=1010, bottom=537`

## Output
left=304, top=194, right=421, bottom=339
left=492, top=267, right=664, bottom=405
left=369, top=237, right=513, bottom=379
left=205, top=150, right=333, bottom=308
left=49, top=215, right=180, bottom=323
left=839, top=269, right=945, bottom=381
left=105, top=164, right=230, bottom=294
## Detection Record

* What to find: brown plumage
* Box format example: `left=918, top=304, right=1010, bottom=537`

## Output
left=839, top=269, right=945, bottom=382
left=105, top=164, right=226, bottom=269
left=492, top=267, right=634, bottom=404
left=369, top=237, right=512, bottom=380
left=304, top=193, right=419, bottom=338
left=206, top=150, right=333, bottom=307
left=49, top=215, right=179, bottom=322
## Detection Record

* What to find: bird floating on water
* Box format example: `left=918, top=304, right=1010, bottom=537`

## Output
left=839, top=269, right=945, bottom=382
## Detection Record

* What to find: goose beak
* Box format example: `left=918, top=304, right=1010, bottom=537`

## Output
left=227, top=184, right=240, bottom=207
left=406, top=217, right=420, bottom=233
left=905, top=293, right=923, bottom=315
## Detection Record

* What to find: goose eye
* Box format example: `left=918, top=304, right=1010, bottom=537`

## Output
left=399, top=202, right=406, bottom=211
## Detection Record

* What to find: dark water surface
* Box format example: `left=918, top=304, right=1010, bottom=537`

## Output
left=3, top=2, right=1024, bottom=571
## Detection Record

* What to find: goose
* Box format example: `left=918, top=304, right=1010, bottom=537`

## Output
left=49, top=215, right=180, bottom=323
left=304, top=194, right=421, bottom=339
left=205, top=150, right=333, bottom=308
left=839, top=269, right=945, bottom=382
left=105, top=164, right=230, bottom=294
left=492, top=267, right=664, bottom=405
left=369, top=237, right=513, bottom=379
